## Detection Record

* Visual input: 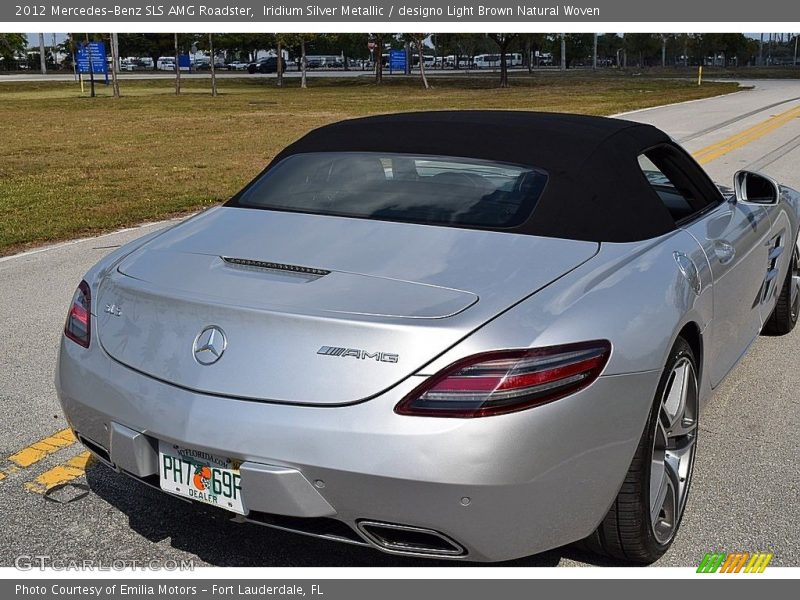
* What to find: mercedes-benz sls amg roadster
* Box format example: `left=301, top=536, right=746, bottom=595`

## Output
left=56, top=112, right=800, bottom=563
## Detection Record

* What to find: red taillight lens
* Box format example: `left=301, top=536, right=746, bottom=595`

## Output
left=395, top=340, right=611, bottom=418
left=64, top=281, right=91, bottom=348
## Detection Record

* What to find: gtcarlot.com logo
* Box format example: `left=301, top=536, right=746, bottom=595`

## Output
left=697, top=552, right=773, bottom=573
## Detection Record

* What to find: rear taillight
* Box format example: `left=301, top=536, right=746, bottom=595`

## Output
left=395, top=340, right=611, bottom=418
left=64, top=281, right=91, bottom=348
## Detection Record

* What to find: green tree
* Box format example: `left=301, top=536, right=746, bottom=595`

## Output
left=401, top=33, right=431, bottom=89
left=0, top=33, right=27, bottom=70
left=518, top=33, right=548, bottom=71
left=566, top=34, right=593, bottom=67
left=282, top=34, right=317, bottom=88
left=596, top=33, right=624, bottom=66
left=433, top=33, right=488, bottom=69
left=488, top=33, right=517, bottom=87
left=623, top=33, right=660, bottom=67
left=372, top=33, right=384, bottom=84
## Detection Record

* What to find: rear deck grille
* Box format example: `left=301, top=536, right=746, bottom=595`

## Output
left=222, top=257, right=330, bottom=277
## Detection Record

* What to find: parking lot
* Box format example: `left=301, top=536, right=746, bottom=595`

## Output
left=0, top=79, right=799, bottom=567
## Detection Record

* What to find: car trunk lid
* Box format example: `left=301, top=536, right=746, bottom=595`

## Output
left=96, top=207, right=598, bottom=404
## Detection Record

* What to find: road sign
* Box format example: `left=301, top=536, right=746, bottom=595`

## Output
left=76, top=42, right=107, bottom=74
left=389, top=49, right=406, bottom=72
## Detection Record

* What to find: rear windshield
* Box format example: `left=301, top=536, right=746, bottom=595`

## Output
left=234, top=152, right=548, bottom=230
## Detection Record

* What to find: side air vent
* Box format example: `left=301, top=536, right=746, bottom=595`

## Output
left=76, top=433, right=114, bottom=468
left=222, top=257, right=330, bottom=278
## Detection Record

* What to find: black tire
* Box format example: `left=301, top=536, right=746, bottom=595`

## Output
left=247, top=65, right=256, bottom=74
left=581, top=337, right=698, bottom=563
left=763, top=246, right=799, bottom=336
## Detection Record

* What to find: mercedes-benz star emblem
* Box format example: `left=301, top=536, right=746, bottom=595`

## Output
left=193, top=326, right=227, bottom=365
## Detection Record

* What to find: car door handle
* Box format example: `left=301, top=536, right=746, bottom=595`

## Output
left=714, top=240, right=736, bottom=265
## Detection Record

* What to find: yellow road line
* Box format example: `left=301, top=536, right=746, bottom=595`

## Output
left=692, top=104, right=800, bottom=165
left=0, top=471, right=5, bottom=482
left=24, top=451, right=93, bottom=494
left=8, top=428, right=76, bottom=468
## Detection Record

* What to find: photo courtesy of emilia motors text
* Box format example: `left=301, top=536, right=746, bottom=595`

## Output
left=1, top=0, right=799, bottom=596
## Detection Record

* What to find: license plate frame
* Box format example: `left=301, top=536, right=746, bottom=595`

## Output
left=158, top=441, right=245, bottom=515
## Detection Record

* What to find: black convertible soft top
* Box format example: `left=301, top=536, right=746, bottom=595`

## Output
left=233, top=111, right=682, bottom=243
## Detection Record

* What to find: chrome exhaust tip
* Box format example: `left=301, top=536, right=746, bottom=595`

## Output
left=357, top=520, right=466, bottom=557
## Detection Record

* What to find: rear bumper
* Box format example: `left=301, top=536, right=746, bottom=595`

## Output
left=56, top=336, right=660, bottom=562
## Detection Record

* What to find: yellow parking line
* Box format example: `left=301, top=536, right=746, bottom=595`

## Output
left=8, top=428, right=77, bottom=468
left=24, top=451, right=92, bottom=494
left=0, top=471, right=5, bottom=482
left=692, top=104, right=800, bottom=165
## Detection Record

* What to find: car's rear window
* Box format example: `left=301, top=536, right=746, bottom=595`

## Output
left=235, top=152, right=548, bottom=230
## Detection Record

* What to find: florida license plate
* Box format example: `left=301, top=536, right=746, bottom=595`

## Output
left=158, top=441, right=245, bottom=514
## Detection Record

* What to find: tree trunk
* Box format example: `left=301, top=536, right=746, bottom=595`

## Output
left=417, top=37, right=430, bottom=89
left=209, top=33, right=217, bottom=97
left=375, top=34, right=383, bottom=84
left=174, top=33, right=181, bottom=96
left=38, top=33, right=47, bottom=74
left=276, top=40, right=283, bottom=87
left=300, top=39, right=307, bottom=88
left=526, top=40, right=533, bottom=74
left=109, top=32, right=120, bottom=98
left=85, top=33, right=95, bottom=98
left=499, top=46, right=509, bottom=87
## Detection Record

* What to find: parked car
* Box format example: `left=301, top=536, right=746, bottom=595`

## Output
left=57, top=111, right=800, bottom=564
left=156, top=57, right=175, bottom=71
left=226, top=61, right=249, bottom=71
left=247, top=57, right=286, bottom=74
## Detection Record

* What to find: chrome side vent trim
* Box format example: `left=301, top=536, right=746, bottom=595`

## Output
left=222, top=257, right=330, bottom=278
left=762, top=234, right=784, bottom=302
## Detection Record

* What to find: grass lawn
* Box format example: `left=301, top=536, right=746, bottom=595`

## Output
left=0, top=74, right=739, bottom=255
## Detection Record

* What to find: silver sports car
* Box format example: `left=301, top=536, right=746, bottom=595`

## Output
left=56, top=112, right=800, bottom=563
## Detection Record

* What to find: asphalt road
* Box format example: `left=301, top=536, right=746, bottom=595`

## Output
left=1, top=80, right=799, bottom=569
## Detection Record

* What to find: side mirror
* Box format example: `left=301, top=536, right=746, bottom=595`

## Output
left=734, top=170, right=780, bottom=205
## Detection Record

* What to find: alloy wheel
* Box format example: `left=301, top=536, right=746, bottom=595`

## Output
left=790, top=248, right=800, bottom=322
left=649, top=356, right=698, bottom=545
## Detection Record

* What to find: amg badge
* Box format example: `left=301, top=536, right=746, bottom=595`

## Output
left=318, top=346, right=399, bottom=363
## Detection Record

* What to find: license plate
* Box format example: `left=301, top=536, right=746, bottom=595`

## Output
left=158, top=441, right=245, bottom=514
